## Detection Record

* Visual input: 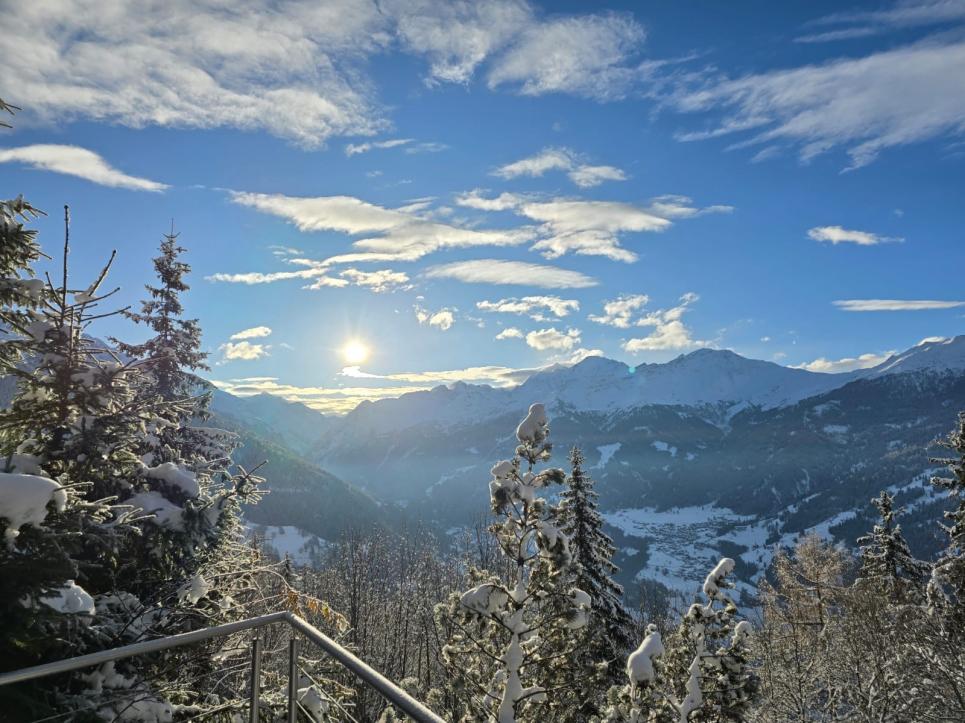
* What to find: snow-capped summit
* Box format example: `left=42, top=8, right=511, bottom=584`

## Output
left=516, top=347, right=850, bottom=412
left=864, top=335, right=965, bottom=377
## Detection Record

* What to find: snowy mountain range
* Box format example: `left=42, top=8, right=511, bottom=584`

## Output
left=319, top=335, right=964, bottom=452
left=309, top=336, right=965, bottom=598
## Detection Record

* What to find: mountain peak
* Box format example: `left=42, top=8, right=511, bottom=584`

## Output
left=867, top=335, right=965, bottom=377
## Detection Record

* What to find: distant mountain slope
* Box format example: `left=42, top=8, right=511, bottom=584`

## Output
left=202, top=386, right=395, bottom=540
left=208, top=390, right=333, bottom=456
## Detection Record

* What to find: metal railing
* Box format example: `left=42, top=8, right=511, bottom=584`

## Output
left=0, top=611, right=446, bottom=723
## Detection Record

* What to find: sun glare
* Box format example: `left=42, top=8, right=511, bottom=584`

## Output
left=342, top=339, right=370, bottom=365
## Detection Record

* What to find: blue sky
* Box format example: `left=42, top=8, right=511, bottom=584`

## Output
left=1, top=0, right=963, bottom=413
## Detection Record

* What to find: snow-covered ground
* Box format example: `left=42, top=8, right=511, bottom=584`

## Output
left=605, top=505, right=764, bottom=596
left=243, top=522, right=327, bottom=567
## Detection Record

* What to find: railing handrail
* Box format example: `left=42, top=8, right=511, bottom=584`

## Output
left=0, top=610, right=446, bottom=723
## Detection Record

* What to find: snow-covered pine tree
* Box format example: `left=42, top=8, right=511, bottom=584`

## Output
left=437, top=404, right=593, bottom=722
left=114, top=227, right=207, bottom=401
left=857, top=490, right=929, bottom=603
left=928, top=411, right=965, bottom=613
left=0, top=209, right=261, bottom=718
left=0, top=195, right=46, bottom=367
left=558, top=447, right=635, bottom=696
left=601, top=558, right=756, bottom=723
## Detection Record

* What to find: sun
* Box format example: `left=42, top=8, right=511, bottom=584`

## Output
left=341, top=339, right=370, bottom=365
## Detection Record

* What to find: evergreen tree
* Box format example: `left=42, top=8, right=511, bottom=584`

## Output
left=928, top=411, right=965, bottom=613
left=857, top=490, right=929, bottom=603
left=114, top=228, right=207, bottom=401
left=0, top=195, right=45, bottom=367
left=558, top=446, right=635, bottom=696
left=437, top=404, right=592, bottom=722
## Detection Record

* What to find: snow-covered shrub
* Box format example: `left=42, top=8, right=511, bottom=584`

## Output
left=602, top=557, right=756, bottom=722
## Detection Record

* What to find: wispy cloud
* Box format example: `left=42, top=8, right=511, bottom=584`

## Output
left=808, top=226, right=902, bottom=245
left=339, top=364, right=533, bottom=388
left=338, top=268, right=412, bottom=292
left=477, top=295, right=580, bottom=320
left=791, top=350, right=895, bottom=373
left=0, top=145, right=168, bottom=191
left=230, top=326, right=272, bottom=340
left=669, top=35, right=965, bottom=168
left=487, top=12, right=646, bottom=100
left=834, top=299, right=965, bottom=311
left=424, top=259, right=597, bottom=288
left=345, top=138, right=413, bottom=156
left=212, top=377, right=433, bottom=414
left=227, top=192, right=534, bottom=266
left=797, top=0, right=965, bottom=44
left=456, top=191, right=730, bottom=262
left=493, top=147, right=627, bottom=188
left=621, top=293, right=707, bottom=352
left=525, top=327, right=581, bottom=351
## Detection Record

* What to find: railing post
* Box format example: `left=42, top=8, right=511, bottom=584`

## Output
left=287, top=636, right=299, bottom=723
left=249, top=637, right=262, bottom=723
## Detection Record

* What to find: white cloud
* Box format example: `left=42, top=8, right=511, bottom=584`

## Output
left=493, top=147, right=627, bottom=188
left=387, top=0, right=534, bottom=85
left=808, top=225, right=901, bottom=245
left=344, top=138, right=413, bottom=155
left=642, top=194, right=734, bottom=219
left=415, top=304, right=455, bottom=330
left=834, top=299, right=965, bottom=311
left=218, top=341, right=270, bottom=362
left=521, top=199, right=670, bottom=262
left=487, top=12, right=646, bottom=100
left=424, top=259, right=597, bottom=288
left=0, top=144, right=167, bottom=191
left=669, top=35, right=965, bottom=168
left=228, top=191, right=534, bottom=263
left=230, top=326, right=272, bottom=340
left=338, top=268, right=412, bottom=292
left=2, top=0, right=390, bottom=147
left=791, top=351, right=895, bottom=373
left=588, top=294, right=650, bottom=328
left=477, top=295, right=580, bottom=319
left=622, top=293, right=706, bottom=352
left=455, top=190, right=527, bottom=211
left=567, top=164, right=628, bottom=188
left=494, top=148, right=573, bottom=178
left=525, top=327, right=581, bottom=351
left=455, top=191, right=729, bottom=262
left=495, top=327, right=524, bottom=340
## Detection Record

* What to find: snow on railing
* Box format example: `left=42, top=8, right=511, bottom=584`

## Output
left=0, top=610, right=445, bottom=723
